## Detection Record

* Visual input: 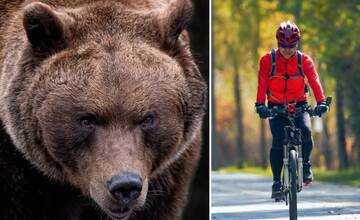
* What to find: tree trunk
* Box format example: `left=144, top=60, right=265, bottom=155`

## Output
left=260, top=121, right=267, bottom=168
left=211, top=21, right=221, bottom=169
left=233, top=59, right=245, bottom=168
left=319, top=77, right=333, bottom=169
left=211, top=70, right=221, bottom=170
left=358, top=138, right=360, bottom=167
left=322, top=113, right=333, bottom=169
left=336, top=82, right=349, bottom=169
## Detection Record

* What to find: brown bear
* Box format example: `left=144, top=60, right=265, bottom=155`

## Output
left=0, top=0, right=207, bottom=220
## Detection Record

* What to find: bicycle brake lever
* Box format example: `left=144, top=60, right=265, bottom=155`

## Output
left=326, top=97, right=332, bottom=106
left=325, top=96, right=332, bottom=113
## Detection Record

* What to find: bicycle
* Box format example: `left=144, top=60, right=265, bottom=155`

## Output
left=267, top=97, right=332, bottom=220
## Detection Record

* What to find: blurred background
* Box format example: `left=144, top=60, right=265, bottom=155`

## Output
left=212, top=0, right=360, bottom=184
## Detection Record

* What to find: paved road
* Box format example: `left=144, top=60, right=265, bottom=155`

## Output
left=212, top=172, right=360, bottom=220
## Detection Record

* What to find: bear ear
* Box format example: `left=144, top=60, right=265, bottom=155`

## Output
left=23, top=2, right=68, bottom=54
left=156, top=0, right=193, bottom=52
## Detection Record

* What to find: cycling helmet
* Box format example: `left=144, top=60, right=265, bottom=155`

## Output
left=276, top=21, right=300, bottom=47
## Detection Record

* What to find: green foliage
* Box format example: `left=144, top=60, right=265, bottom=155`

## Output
left=303, top=1, right=360, bottom=165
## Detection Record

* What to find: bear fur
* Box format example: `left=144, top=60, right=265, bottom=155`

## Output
left=0, top=0, right=207, bottom=219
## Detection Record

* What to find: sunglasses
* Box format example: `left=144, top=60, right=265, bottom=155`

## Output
left=279, top=43, right=297, bottom=48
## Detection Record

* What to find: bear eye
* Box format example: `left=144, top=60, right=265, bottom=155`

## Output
left=140, top=113, right=157, bottom=129
left=79, top=114, right=97, bottom=129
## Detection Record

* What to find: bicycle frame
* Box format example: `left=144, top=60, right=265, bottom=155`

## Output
left=282, top=123, right=303, bottom=200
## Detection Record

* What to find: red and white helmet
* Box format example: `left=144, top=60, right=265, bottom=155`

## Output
left=276, top=21, right=300, bottom=47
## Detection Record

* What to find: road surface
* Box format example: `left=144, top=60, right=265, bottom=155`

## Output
left=212, top=172, right=360, bottom=220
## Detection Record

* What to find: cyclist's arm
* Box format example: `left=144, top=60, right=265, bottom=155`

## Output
left=256, top=55, right=271, bottom=103
left=303, top=54, right=326, bottom=102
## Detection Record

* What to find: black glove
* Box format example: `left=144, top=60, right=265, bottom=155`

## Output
left=255, top=102, right=269, bottom=119
left=314, top=100, right=329, bottom=116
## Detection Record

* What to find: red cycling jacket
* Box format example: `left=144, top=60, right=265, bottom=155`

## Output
left=256, top=49, right=325, bottom=104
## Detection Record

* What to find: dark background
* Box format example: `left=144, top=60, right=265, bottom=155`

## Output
left=183, top=0, right=209, bottom=219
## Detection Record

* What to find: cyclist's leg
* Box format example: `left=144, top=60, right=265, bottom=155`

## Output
left=295, top=113, right=314, bottom=183
left=269, top=116, right=288, bottom=182
left=269, top=116, right=289, bottom=199
left=295, top=113, right=313, bottom=162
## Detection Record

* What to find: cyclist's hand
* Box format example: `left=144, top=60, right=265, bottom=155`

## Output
left=255, top=102, right=269, bottom=119
left=314, top=100, right=329, bottom=117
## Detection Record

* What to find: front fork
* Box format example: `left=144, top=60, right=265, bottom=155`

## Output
left=282, top=127, right=303, bottom=193
left=297, top=142, right=303, bottom=192
left=283, top=146, right=289, bottom=190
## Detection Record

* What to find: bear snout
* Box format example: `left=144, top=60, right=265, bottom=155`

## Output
left=106, top=172, right=143, bottom=206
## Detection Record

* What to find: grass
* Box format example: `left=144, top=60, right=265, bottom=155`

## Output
left=313, top=168, right=360, bottom=187
left=217, top=165, right=272, bottom=176
left=217, top=165, right=360, bottom=187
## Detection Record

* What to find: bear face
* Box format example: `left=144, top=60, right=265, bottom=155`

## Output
left=34, top=41, right=187, bottom=215
left=0, top=1, right=206, bottom=219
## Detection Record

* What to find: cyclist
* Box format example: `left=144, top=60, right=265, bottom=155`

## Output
left=254, top=21, right=329, bottom=200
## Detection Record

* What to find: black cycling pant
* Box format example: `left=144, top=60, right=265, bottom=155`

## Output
left=268, top=111, right=313, bottom=182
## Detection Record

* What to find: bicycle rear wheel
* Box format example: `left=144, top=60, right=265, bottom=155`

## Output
left=289, top=149, right=298, bottom=220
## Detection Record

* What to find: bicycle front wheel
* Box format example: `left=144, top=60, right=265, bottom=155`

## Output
left=289, top=149, right=298, bottom=220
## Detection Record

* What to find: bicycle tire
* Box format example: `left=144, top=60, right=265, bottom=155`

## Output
left=289, top=149, right=298, bottom=220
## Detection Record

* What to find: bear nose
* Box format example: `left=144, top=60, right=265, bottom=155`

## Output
left=107, top=173, right=142, bottom=205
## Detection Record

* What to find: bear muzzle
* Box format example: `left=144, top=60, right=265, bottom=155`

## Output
left=107, top=172, right=143, bottom=206
left=101, top=172, right=145, bottom=220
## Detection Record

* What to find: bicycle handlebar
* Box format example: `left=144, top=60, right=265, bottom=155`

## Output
left=268, top=105, right=312, bottom=119
left=267, top=97, right=332, bottom=119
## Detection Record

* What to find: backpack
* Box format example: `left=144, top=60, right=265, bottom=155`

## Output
left=268, top=48, right=309, bottom=94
